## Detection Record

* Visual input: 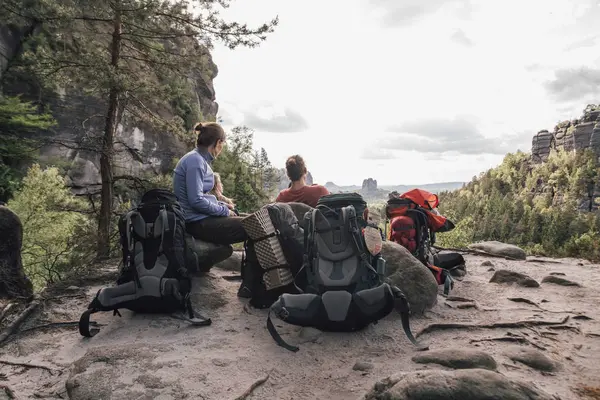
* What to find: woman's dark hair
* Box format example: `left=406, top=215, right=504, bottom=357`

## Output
left=285, top=154, right=307, bottom=182
left=194, top=122, right=226, bottom=148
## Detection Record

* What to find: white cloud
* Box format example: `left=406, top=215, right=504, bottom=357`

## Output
left=205, top=0, right=600, bottom=186
left=544, top=67, right=600, bottom=102
left=242, top=104, right=308, bottom=133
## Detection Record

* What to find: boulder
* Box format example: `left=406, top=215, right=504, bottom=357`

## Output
left=0, top=204, right=33, bottom=299
left=381, top=241, right=438, bottom=315
left=503, top=346, right=559, bottom=372
left=541, top=275, right=581, bottom=287
left=213, top=251, right=243, bottom=272
left=185, top=235, right=233, bottom=274
left=468, top=241, right=527, bottom=260
left=363, top=368, right=557, bottom=400
left=412, top=348, right=497, bottom=371
left=489, top=270, right=540, bottom=288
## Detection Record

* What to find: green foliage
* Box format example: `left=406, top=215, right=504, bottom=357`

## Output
left=0, top=95, right=56, bottom=201
left=438, top=148, right=600, bottom=261
left=4, top=0, right=278, bottom=139
left=435, top=216, right=475, bottom=249
left=111, top=125, right=279, bottom=214
left=212, top=126, right=279, bottom=212
left=3, top=0, right=278, bottom=257
left=7, top=164, right=95, bottom=291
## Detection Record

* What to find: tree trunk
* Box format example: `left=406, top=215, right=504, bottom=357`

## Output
left=96, top=6, right=122, bottom=259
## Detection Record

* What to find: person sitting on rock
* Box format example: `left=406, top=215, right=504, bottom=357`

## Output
left=275, top=155, right=329, bottom=208
left=173, top=122, right=248, bottom=245
left=210, top=172, right=235, bottom=210
left=209, top=172, right=249, bottom=217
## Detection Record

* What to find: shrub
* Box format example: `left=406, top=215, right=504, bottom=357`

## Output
left=7, top=164, right=94, bottom=291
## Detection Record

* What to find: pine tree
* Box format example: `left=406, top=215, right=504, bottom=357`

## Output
left=0, top=95, right=56, bottom=201
left=3, top=0, right=278, bottom=258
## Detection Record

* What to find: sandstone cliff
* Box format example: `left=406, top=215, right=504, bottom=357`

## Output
left=531, top=105, right=600, bottom=163
left=1, top=25, right=219, bottom=194
left=276, top=169, right=314, bottom=191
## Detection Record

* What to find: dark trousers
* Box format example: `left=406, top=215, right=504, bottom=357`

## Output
left=186, top=216, right=248, bottom=245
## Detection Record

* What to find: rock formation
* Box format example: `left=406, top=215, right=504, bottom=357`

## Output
left=531, top=105, right=600, bottom=163
left=276, top=169, right=314, bottom=191
left=1, top=25, right=219, bottom=194
left=0, top=204, right=33, bottom=299
left=362, top=178, right=378, bottom=193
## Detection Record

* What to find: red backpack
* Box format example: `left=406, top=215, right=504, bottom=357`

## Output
left=385, top=189, right=456, bottom=295
left=389, top=215, right=418, bottom=253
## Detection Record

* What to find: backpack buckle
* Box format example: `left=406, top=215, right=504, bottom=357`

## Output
left=278, top=307, right=290, bottom=320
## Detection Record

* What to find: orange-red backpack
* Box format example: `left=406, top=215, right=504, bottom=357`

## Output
left=385, top=189, right=456, bottom=295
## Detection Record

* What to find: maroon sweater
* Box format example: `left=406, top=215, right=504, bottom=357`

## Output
left=275, top=184, right=330, bottom=208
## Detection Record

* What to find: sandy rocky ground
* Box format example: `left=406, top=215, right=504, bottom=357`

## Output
left=1, top=247, right=600, bottom=400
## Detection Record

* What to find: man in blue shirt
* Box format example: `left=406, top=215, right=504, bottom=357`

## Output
left=173, top=122, right=247, bottom=245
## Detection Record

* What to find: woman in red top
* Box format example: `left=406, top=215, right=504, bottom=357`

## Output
left=275, top=155, right=330, bottom=207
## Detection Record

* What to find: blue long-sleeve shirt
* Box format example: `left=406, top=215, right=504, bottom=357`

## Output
left=173, top=147, right=229, bottom=222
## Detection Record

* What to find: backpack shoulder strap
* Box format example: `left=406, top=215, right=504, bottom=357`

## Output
left=346, top=206, right=378, bottom=278
left=390, top=285, right=429, bottom=350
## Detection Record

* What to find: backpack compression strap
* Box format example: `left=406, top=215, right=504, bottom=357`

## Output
left=79, top=308, right=101, bottom=337
left=347, top=210, right=379, bottom=277
left=266, top=309, right=299, bottom=352
left=427, top=264, right=454, bottom=296
left=390, top=285, right=429, bottom=351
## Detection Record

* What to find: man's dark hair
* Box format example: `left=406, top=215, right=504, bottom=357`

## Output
left=285, top=155, right=307, bottom=182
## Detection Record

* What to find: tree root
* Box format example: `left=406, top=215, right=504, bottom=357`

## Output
left=415, top=316, right=570, bottom=338
left=507, top=297, right=541, bottom=308
left=0, top=300, right=40, bottom=346
left=222, top=275, right=242, bottom=282
left=20, top=321, right=99, bottom=334
left=0, top=359, right=56, bottom=374
left=469, top=335, right=546, bottom=350
left=432, top=245, right=520, bottom=260
left=445, top=302, right=478, bottom=310
left=446, top=296, right=476, bottom=302
left=40, top=294, right=86, bottom=301
left=546, top=325, right=581, bottom=334
left=506, top=298, right=581, bottom=314
left=0, top=303, right=15, bottom=323
left=232, top=371, right=271, bottom=400
left=525, top=258, right=562, bottom=264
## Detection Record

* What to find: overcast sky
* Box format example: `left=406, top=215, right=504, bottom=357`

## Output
left=209, top=0, right=600, bottom=186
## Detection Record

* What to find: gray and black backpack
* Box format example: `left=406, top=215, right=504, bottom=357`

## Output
left=78, top=189, right=211, bottom=337
left=267, top=193, right=424, bottom=352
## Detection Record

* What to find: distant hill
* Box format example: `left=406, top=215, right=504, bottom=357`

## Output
left=324, top=181, right=465, bottom=196
left=380, top=182, right=466, bottom=194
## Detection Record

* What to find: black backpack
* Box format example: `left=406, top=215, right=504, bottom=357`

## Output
left=78, top=189, right=211, bottom=337
left=267, top=193, right=425, bottom=352
left=237, top=203, right=305, bottom=309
